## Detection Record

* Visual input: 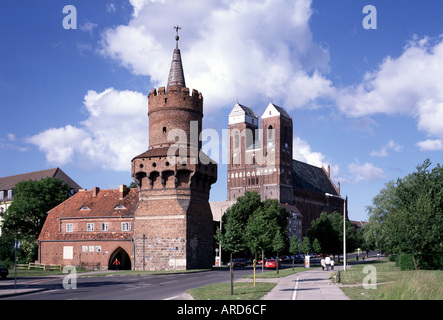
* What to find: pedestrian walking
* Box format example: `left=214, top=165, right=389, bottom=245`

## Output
left=331, top=258, right=334, bottom=270
left=325, top=255, right=331, bottom=271
left=113, top=258, right=121, bottom=271
left=321, top=258, right=325, bottom=271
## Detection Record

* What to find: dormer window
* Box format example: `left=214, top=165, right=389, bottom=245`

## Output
left=80, top=206, right=90, bottom=211
left=115, top=205, right=126, bottom=210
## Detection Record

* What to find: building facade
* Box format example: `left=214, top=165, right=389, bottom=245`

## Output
left=38, top=34, right=217, bottom=271
left=0, top=168, right=81, bottom=236
left=227, top=102, right=347, bottom=236
left=38, top=185, right=137, bottom=270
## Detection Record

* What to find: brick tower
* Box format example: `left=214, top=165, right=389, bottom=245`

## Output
left=131, top=30, right=217, bottom=270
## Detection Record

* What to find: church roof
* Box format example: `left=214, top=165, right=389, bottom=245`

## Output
left=261, top=103, right=292, bottom=119
left=229, top=102, right=259, bottom=119
left=292, top=160, right=340, bottom=197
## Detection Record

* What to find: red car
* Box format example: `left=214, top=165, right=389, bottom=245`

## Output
left=265, top=259, right=281, bottom=269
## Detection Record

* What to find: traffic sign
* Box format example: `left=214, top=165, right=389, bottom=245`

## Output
left=13, top=239, right=21, bottom=250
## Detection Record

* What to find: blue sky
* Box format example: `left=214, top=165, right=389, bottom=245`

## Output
left=1, top=0, right=443, bottom=222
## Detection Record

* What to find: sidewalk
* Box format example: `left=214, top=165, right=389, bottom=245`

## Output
left=260, top=265, right=349, bottom=300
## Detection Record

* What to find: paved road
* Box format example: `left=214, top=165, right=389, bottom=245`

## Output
left=0, top=266, right=269, bottom=300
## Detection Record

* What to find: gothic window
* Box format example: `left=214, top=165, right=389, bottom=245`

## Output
left=234, top=132, right=239, bottom=148
left=267, top=125, right=274, bottom=147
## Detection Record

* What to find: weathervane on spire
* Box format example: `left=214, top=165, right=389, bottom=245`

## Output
left=174, top=25, right=181, bottom=48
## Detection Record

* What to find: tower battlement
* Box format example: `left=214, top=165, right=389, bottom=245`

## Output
left=148, top=86, right=203, bottom=117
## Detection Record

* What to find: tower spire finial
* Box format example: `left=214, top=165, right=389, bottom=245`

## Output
left=174, top=25, right=181, bottom=49
left=167, top=25, right=185, bottom=91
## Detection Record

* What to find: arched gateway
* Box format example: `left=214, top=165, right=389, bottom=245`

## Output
left=108, top=247, right=131, bottom=270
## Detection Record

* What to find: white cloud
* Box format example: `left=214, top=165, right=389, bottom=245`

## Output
left=27, top=88, right=148, bottom=171
left=370, top=139, right=403, bottom=157
left=348, top=160, right=387, bottom=183
left=0, top=134, right=27, bottom=152
left=415, top=139, right=443, bottom=151
left=336, top=35, right=443, bottom=143
left=293, top=136, right=340, bottom=182
left=99, top=0, right=333, bottom=111
left=79, top=22, right=98, bottom=35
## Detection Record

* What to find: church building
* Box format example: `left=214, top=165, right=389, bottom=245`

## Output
left=227, top=102, right=347, bottom=236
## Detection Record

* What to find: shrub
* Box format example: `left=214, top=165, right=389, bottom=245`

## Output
left=398, top=254, right=415, bottom=271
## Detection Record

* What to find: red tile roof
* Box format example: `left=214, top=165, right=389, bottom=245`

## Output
left=38, top=187, right=139, bottom=241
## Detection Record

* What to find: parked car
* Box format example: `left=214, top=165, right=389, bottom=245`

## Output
left=280, top=255, right=290, bottom=262
left=265, top=259, right=281, bottom=269
left=228, top=259, right=246, bottom=268
left=0, top=265, right=8, bottom=279
left=257, top=258, right=267, bottom=265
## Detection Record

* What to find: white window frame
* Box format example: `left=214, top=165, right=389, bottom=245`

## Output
left=121, top=222, right=131, bottom=231
left=63, top=246, right=73, bottom=260
left=86, top=223, right=94, bottom=231
left=66, top=223, right=73, bottom=232
left=101, top=222, right=108, bottom=231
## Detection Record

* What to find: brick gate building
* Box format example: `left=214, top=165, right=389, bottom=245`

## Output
left=130, top=32, right=217, bottom=271
left=39, top=32, right=217, bottom=271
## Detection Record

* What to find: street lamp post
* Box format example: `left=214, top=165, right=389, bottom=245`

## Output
left=343, top=197, right=347, bottom=271
left=325, top=193, right=347, bottom=271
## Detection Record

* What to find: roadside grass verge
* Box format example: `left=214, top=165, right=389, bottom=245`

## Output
left=187, top=282, right=276, bottom=300
left=244, top=265, right=308, bottom=279
left=379, top=271, right=443, bottom=300
left=338, top=259, right=443, bottom=300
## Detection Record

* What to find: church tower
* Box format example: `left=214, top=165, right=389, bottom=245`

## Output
left=227, top=103, right=258, bottom=201
left=260, top=103, right=294, bottom=204
left=131, top=28, right=217, bottom=270
left=227, top=102, right=294, bottom=204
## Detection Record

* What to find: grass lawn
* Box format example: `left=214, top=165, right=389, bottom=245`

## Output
left=187, top=282, right=276, bottom=300
left=245, top=265, right=309, bottom=279
left=339, top=259, right=443, bottom=300
left=187, top=265, right=310, bottom=300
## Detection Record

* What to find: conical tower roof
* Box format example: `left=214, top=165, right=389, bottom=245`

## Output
left=166, top=26, right=186, bottom=91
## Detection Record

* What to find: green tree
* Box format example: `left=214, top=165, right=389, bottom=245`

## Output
left=365, top=159, right=443, bottom=269
left=215, top=215, right=246, bottom=295
left=308, top=211, right=355, bottom=260
left=272, top=229, right=286, bottom=274
left=289, top=236, right=302, bottom=270
left=244, top=210, right=273, bottom=273
left=223, top=191, right=261, bottom=228
left=2, top=177, right=71, bottom=262
left=301, top=237, right=311, bottom=255
left=312, top=238, right=321, bottom=254
left=386, top=159, right=443, bottom=269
